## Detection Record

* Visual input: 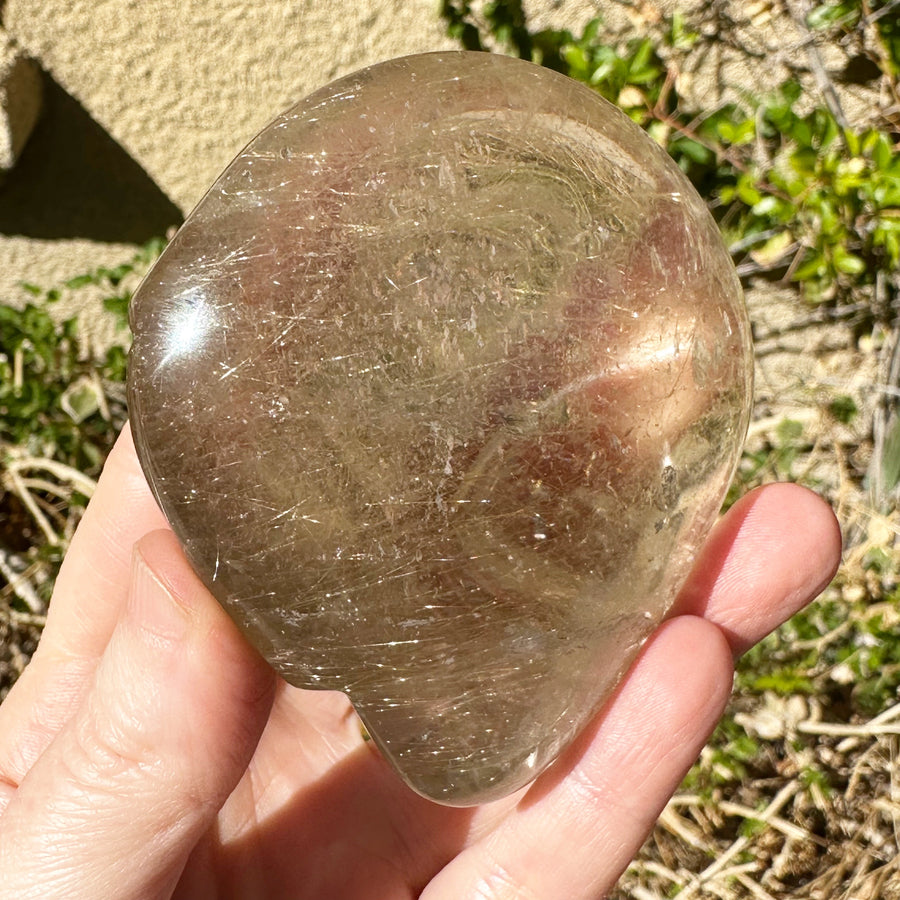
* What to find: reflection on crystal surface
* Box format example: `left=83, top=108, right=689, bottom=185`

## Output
left=154, top=287, right=218, bottom=368
left=128, top=52, right=753, bottom=805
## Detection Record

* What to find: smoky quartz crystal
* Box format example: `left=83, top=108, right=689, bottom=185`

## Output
left=128, top=51, right=753, bottom=805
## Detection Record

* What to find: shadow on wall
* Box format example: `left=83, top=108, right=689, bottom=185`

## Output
left=0, top=70, right=184, bottom=242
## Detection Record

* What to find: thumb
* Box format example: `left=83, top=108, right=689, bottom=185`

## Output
left=0, top=529, right=275, bottom=900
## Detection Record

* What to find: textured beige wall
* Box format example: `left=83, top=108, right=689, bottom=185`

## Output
left=0, top=30, right=41, bottom=171
left=0, top=0, right=471, bottom=301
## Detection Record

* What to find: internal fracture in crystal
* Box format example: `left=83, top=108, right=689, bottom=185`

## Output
left=128, top=52, right=754, bottom=806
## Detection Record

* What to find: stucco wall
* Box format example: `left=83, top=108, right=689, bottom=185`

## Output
left=0, top=0, right=471, bottom=301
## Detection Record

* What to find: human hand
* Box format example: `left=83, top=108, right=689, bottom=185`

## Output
left=0, top=425, right=840, bottom=899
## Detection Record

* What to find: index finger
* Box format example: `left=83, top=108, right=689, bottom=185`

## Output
left=673, top=482, right=842, bottom=655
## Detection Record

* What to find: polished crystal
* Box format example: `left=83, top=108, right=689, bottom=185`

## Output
left=128, top=51, right=753, bottom=805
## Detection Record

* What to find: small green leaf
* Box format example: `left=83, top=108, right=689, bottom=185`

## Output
left=98, top=263, right=134, bottom=285
left=778, top=79, right=803, bottom=106
left=880, top=414, right=900, bottom=493
left=65, top=274, right=95, bottom=290
left=717, top=184, right=736, bottom=204
left=794, top=252, right=828, bottom=281
left=806, top=1, right=858, bottom=30
left=103, top=294, right=132, bottom=328
left=719, top=117, right=756, bottom=145
left=776, top=418, right=804, bottom=443
left=669, top=136, right=712, bottom=165
left=790, top=147, right=819, bottom=174
left=828, top=394, right=858, bottom=423
left=873, top=134, right=895, bottom=171
left=737, top=178, right=763, bottom=206
left=751, top=672, right=815, bottom=694
left=739, top=817, right=767, bottom=839
left=562, top=44, right=588, bottom=76
left=750, top=195, right=782, bottom=217
left=59, top=375, right=102, bottom=424
left=750, top=230, right=793, bottom=266
left=833, top=249, right=866, bottom=275
left=581, top=16, right=601, bottom=44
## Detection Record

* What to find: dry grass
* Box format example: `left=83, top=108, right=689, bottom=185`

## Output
left=0, top=452, right=99, bottom=698
left=617, top=701, right=900, bottom=899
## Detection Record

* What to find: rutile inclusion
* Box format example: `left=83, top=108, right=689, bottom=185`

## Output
left=128, top=51, right=754, bottom=806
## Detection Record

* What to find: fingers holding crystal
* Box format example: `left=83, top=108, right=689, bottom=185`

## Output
left=422, top=616, right=734, bottom=899
left=426, top=484, right=839, bottom=896
left=674, top=482, right=842, bottom=655
left=0, top=530, right=274, bottom=899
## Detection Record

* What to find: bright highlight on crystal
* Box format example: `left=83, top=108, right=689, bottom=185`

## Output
left=128, top=51, right=753, bottom=805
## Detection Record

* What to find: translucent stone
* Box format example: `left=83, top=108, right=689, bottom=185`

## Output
left=128, top=51, right=753, bottom=806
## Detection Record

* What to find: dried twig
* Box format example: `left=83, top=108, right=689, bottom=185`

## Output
left=867, top=325, right=900, bottom=507
left=0, top=546, right=43, bottom=614
left=787, top=0, right=850, bottom=130
left=677, top=781, right=801, bottom=899
left=5, top=456, right=97, bottom=498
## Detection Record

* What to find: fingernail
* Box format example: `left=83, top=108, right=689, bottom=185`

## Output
left=128, top=546, right=192, bottom=645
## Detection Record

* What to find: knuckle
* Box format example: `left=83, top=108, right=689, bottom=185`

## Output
left=64, top=704, right=154, bottom=792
